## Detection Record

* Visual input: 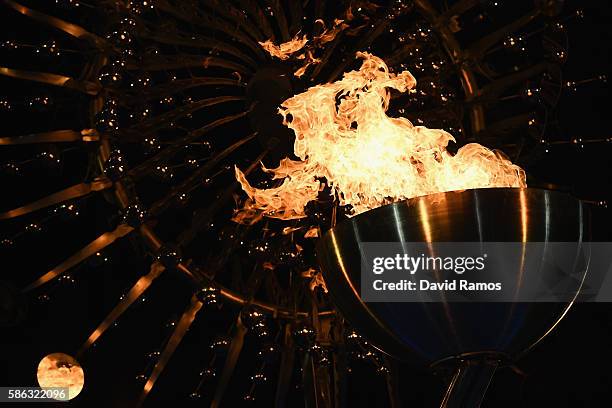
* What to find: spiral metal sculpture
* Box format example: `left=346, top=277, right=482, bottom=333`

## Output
left=0, top=0, right=608, bottom=406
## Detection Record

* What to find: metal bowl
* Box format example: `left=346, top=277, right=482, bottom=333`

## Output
left=316, top=188, right=588, bottom=365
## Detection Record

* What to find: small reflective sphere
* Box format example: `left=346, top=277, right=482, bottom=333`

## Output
left=37, top=353, right=84, bottom=400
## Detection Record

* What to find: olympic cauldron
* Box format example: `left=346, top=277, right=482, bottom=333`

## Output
left=316, top=188, right=588, bottom=406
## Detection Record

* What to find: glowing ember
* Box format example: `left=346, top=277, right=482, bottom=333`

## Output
left=259, top=22, right=346, bottom=77
left=259, top=35, right=308, bottom=60
left=235, top=52, right=526, bottom=223
left=294, top=50, right=321, bottom=78
left=305, top=227, right=319, bottom=238
left=302, top=267, right=329, bottom=292
left=313, top=19, right=349, bottom=45
left=37, top=353, right=84, bottom=400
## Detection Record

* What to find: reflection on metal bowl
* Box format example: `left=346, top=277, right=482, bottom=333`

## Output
left=317, top=187, right=588, bottom=366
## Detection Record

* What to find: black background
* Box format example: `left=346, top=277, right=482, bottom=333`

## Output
left=1, top=0, right=611, bottom=407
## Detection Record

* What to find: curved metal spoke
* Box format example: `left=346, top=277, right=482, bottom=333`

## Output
left=1, top=0, right=107, bottom=48
left=211, top=259, right=269, bottom=407
left=210, top=314, right=247, bottom=408
left=265, top=0, right=290, bottom=41
left=200, top=0, right=267, bottom=43
left=473, top=62, right=552, bottom=102
left=0, top=129, right=99, bottom=145
left=23, top=224, right=134, bottom=292
left=384, top=43, right=420, bottom=68
left=139, top=294, right=204, bottom=406
left=311, top=30, right=349, bottom=79
left=275, top=323, right=296, bottom=406
left=463, top=10, right=541, bottom=62
left=286, top=0, right=304, bottom=36
left=127, top=54, right=252, bottom=74
left=437, top=0, right=479, bottom=23
left=177, top=149, right=267, bottom=246
left=77, top=262, right=166, bottom=357
left=314, top=0, right=326, bottom=24
left=126, top=110, right=248, bottom=179
left=149, top=132, right=257, bottom=216
left=238, top=0, right=276, bottom=41
left=154, top=0, right=266, bottom=59
left=123, top=95, right=245, bottom=135
left=0, top=178, right=111, bottom=220
left=0, top=67, right=101, bottom=95
left=119, top=77, right=245, bottom=104
left=138, top=28, right=259, bottom=68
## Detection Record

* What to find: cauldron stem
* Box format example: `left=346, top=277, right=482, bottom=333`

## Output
left=439, top=359, right=498, bottom=408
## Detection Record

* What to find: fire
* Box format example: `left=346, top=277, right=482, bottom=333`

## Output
left=294, top=50, right=321, bottom=78
left=234, top=52, right=526, bottom=223
left=313, top=19, right=349, bottom=44
left=259, top=35, right=308, bottom=60
left=260, top=22, right=346, bottom=77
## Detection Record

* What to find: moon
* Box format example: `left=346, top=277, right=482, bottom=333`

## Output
left=36, top=353, right=84, bottom=400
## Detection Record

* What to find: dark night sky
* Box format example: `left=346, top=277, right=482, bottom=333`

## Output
left=1, top=1, right=611, bottom=407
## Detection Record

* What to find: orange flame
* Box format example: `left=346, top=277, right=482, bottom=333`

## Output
left=314, top=19, right=349, bottom=44
left=294, top=50, right=321, bottom=78
left=235, top=52, right=526, bottom=223
left=304, top=227, right=319, bottom=238
left=259, top=35, right=308, bottom=60
left=259, top=21, right=346, bottom=77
